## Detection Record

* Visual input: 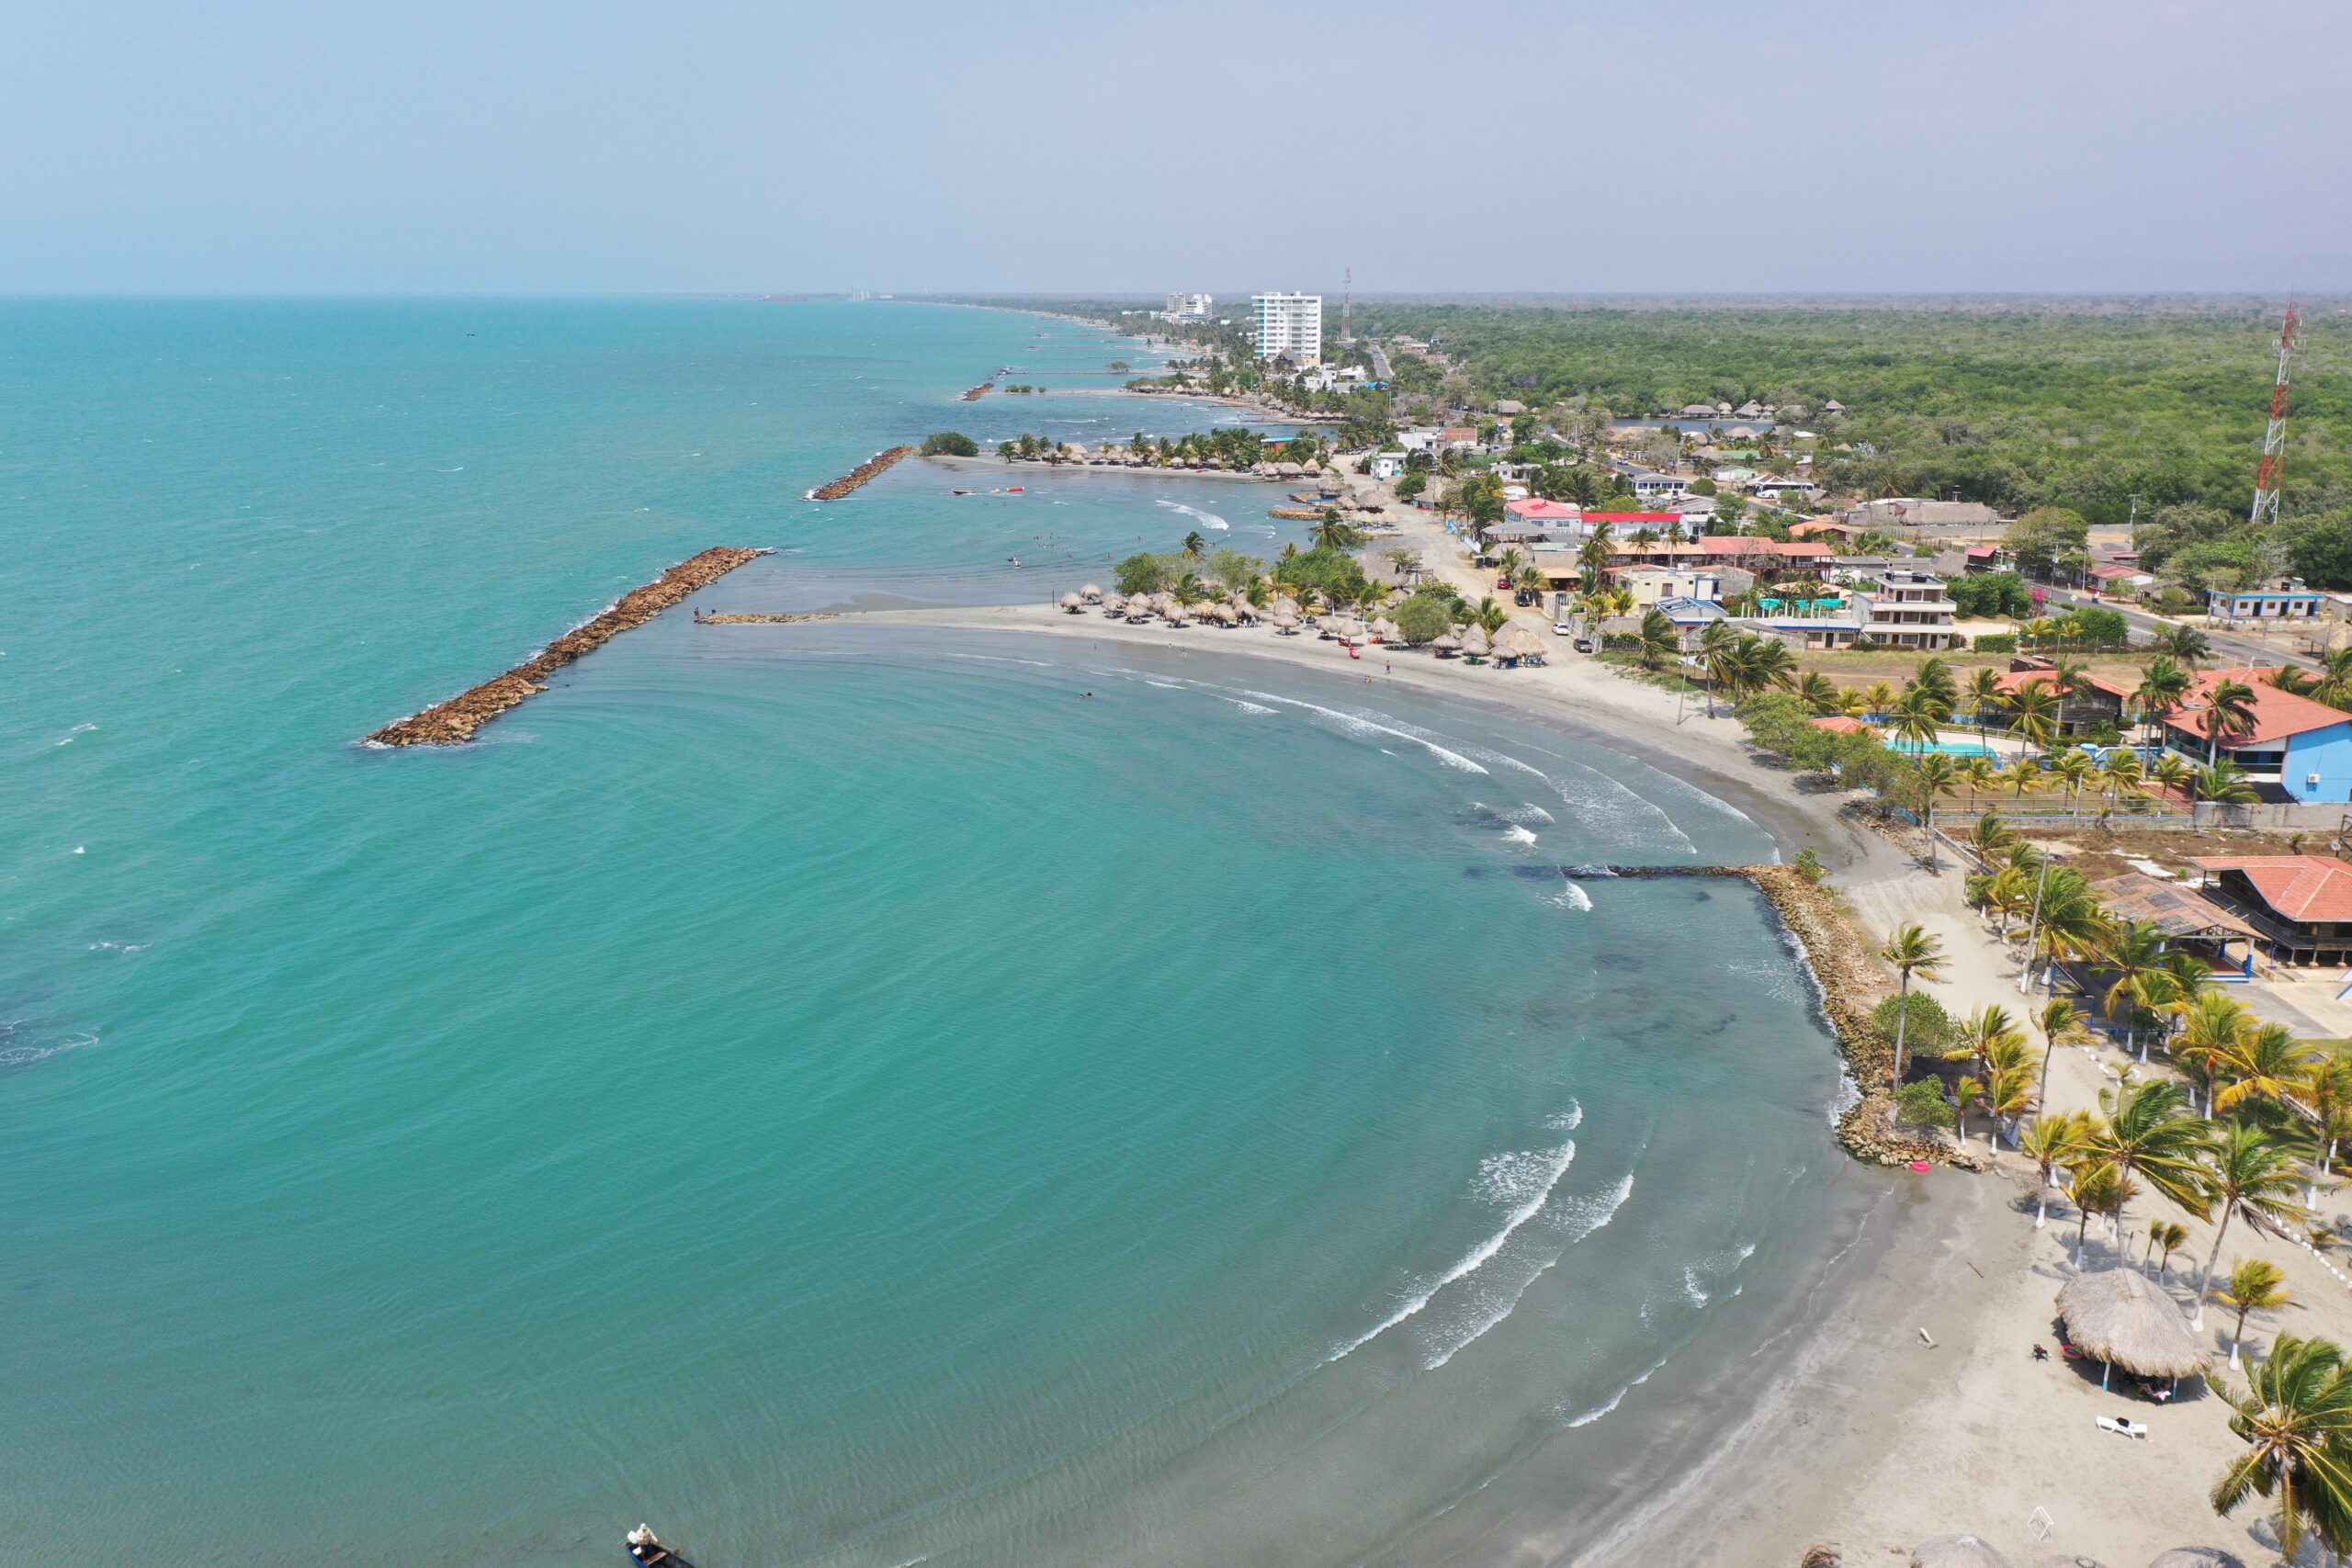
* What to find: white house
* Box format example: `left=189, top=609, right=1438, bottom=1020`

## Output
left=1629, top=471, right=1694, bottom=501
left=1370, top=452, right=1412, bottom=479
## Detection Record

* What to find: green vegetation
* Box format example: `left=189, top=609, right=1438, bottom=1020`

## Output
left=1947, top=571, right=2033, bottom=619
left=1894, top=1078, right=1956, bottom=1131
left=1872, top=992, right=1956, bottom=1059
left=920, top=431, right=978, bottom=457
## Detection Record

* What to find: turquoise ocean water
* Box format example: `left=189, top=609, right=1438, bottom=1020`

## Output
left=3, top=301, right=1886, bottom=1565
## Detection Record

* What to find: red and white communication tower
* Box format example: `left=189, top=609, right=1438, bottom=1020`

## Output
left=2249, top=300, right=2301, bottom=526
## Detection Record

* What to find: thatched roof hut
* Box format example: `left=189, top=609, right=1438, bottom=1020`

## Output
left=1462, top=626, right=1492, bottom=659
left=1371, top=615, right=1398, bottom=640
left=1910, top=1538, right=2017, bottom=1568
left=1060, top=592, right=1084, bottom=613
left=2054, top=1269, right=2208, bottom=1382
left=1231, top=600, right=1258, bottom=623
left=1125, top=602, right=1155, bottom=622
left=1431, top=632, right=1462, bottom=657
left=1272, top=595, right=1301, bottom=619
left=1493, top=626, right=1547, bottom=663
left=1214, top=603, right=1239, bottom=626
left=1274, top=612, right=1301, bottom=636
left=1080, top=583, right=1102, bottom=602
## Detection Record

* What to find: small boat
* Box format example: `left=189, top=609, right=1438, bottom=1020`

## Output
left=1005, top=486, right=1023, bottom=493
left=626, top=1523, right=695, bottom=1566
left=952, top=489, right=974, bottom=495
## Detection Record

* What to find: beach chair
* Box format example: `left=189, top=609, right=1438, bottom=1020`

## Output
left=2095, top=1416, right=2148, bottom=1439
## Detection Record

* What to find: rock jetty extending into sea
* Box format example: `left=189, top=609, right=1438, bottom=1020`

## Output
left=1600, top=863, right=1958, bottom=1169
left=959, top=381, right=994, bottom=401
left=697, top=612, right=837, bottom=625
left=809, top=446, right=917, bottom=501
left=366, top=547, right=770, bottom=747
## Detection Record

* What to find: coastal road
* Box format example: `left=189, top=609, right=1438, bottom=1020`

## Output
left=2040, top=586, right=2324, bottom=671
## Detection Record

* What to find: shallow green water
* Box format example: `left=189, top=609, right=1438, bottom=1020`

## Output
left=3, top=300, right=1876, bottom=1566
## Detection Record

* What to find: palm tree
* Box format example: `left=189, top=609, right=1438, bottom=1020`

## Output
left=1880, top=923, right=1948, bottom=1092
left=1514, top=566, right=1545, bottom=603
left=1633, top=610, right=1676, bottom=671
left=2149, top=1218, right=2189, bottom=1278
left=1473, top=597, right=1510, bottom=637
left=2033, top=997, right=2087, bottom=1123
left=2134, top=656, right=2192, bottom=745
left=2271, top=665, right=2321, bottom=698
left=2006, top=678, right=2062, bottom=755
left=2175, top=990, right=2255, bottom=1116
left=2152, top=624, right=2211, bottom=665
left=2066, top=1159, right=2130, bottom=1268
left=2019, top=1111, right=2086, bottom=1227
left=2197, top=759, right=2262, bottom=805
left=1966, top=811, right=2018, bottom=864
left=1576, top=522, right=1617, bottom=586
left=1954, top=1074, right=1991, bottom=1149
left=1964, top=668, right=2006, bottom=745
left=1798, top=671, right=1840, bottom=715
left=2086, top=1078, right=2216, bottom=1241
left=2211, top=1335, right=2352, bottom=1563
left=1498, top=547, right=1525, bottom=581
left=2216, top=1022, right=2323, bottom=1116
left=2150, top=750, right=2194, bottom=803
left=2312, top=647, right=2352, bottom=712
left=1700, top=626, right=1743, bottom=717
left=2201, top=677, right=2259, bottom=765
left=1890, top=686, right=1943, bottom=752
left=1912, top=657, right=1959, bottom=716
left=2098, top=919, right=2174, bottom=1059
left=2001, top=759, right=2042, bottom=803
left=1986, top=1062, right=2036, bottom=1147
left=2190, top=1123, right=2311, bottom=1330
left=2050, top=748, right=2098, bottom=812
left=1909, top=752, right=1962, bottom=868
left=2219, top=1258, right=2291, bottom=1371
left=1860, top=680, right=1899, bottom=721
left=1182, top=529, right=1207, bottom=562
left=1743, top=637, right=1798, bottom=694
left=2099, top=748, right=2145, bottom=811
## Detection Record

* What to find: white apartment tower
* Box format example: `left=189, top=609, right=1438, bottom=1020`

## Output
left=1164, top=292, right=1212, bottom=320
left=1250, top=292, right=1323, bottom=367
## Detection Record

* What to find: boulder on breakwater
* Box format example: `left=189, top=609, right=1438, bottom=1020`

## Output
left=810, top=446, right=917, bottom=501
left=1599, top=863, right=1962, bottom=1169
left=366, top=547, right=769, bottom=747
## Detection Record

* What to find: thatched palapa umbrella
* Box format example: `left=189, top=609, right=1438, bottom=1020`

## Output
left=2053, top=1269, right=2208, bottom=1390
left=1431, top=631, right=1462, bottom=658
left=1215, top=603, right=1238, bottom=626
left=1462, top=626, right=1492, bottom=660
left=1101, top=592, right=1125, bottom=615
left=1080, top=582, right=1102, bottom=602
left=1493, top=626, right=1547, bottom=665
left=1371, top=615, right=1398, bottom=641
left=1910, top=1537, right=2017, bottom=1568
left=1060, top=592, right=1084, bottom=614
left=1274, top=612, right=1301, bottom=636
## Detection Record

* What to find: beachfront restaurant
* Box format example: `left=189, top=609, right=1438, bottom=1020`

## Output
left=2191, top=855, right=2352, bottom=967
left=2086, top=873, right=2258, bottom=984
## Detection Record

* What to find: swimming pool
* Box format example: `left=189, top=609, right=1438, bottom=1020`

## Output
left=1893, top=739, right=2000, bottom=759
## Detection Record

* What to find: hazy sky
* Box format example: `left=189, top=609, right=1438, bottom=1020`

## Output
left=6, top=0, right=2346, bottom=295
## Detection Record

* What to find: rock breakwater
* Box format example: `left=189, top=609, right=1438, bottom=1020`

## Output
left=809, top=446, right=917, bottom=501
left=1600, top=864, right=1958, bottom=1168
left=698, top=612, right=839, bottom=625
left=366, top=547, right=770, bottom=747
left=960, top=381, right=994, bottom=401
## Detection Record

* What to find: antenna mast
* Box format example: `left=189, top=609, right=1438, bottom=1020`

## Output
left=1341, top=266, right=1352, bottom=346
left=2250, top=299, right=2300, bottom=526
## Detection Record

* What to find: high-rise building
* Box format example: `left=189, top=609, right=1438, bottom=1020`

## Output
left=1250, top=292, right=1322, bottom=367
left=1163, top=292, right=1213, bottom=320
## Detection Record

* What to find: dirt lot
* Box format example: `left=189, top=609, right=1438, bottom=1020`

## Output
left=2014, top=822, right=2351, bottom=882
left=1792, top=649, right=2153, bottom=691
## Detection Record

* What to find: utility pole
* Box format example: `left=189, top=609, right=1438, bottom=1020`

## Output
left=2250, top=300, right=2300, bottom=527
left=1340, top=267, right=1352, bottom=347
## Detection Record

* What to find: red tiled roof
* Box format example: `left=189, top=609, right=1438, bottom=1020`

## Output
left=1965, top=544, right=2001, bottom=558
left=2164, top=669, right=2352, bottom=748
left=1788, top=520, right=1854, bottom=537
left=1811, top=716, right=1873, bottom=734
left=1775, top=540, right=1835, bottom=558
left=2088, top=563, right=2147, bottom=581
left=1697, top=536, right=1833, bottom=558
left=2193, top=857, right=2352, bottom=923
left=1992, top=668, right=2138, bottom=701
left=1440, top=427, right=1476, bottom=441
left=1505, top=499, right=1583, bottom=520
left=1582, top=512, right=1683, bottom=525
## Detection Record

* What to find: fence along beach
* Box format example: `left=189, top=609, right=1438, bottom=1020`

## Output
left=365, top=547, right=769, bottom=746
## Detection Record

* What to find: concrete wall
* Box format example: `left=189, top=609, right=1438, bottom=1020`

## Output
left=2197, top=800, right=2352, bottom=831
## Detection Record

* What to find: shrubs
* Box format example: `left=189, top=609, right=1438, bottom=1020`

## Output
left=1393, top=593, right=1453, bottom=646
left=1792, top=848, right=1828, bottom=884
left=1973, top=633, right=2018, bottom=653
left=1873, top=992, right=1957, bottom=1058
left=921, top=432, right=978, bottom=457
left=1894, top=1078, right=1957, bottom=1131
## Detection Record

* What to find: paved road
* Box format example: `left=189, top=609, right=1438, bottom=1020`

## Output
left=2039, top=586, right=2321, bottom=671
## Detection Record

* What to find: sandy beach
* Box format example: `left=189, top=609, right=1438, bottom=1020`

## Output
left=750, top=585, right=2332, bottom=1566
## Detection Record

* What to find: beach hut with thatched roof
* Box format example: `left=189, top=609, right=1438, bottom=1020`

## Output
left=1274, top=612, right=1301, bottom=637
left=1272, top=595, right=1301, bottom=620
left=1231, top=599, right=1258, bottom=624
left=1909, top=1537, right=2017, bottom=1568
left=1371, top=615, right=1398, bottom=642
left=1462, top=626, right=1492, bottom=660
left=1125, top=600, right=1156, bottom=623
left=1101, top=593, right=1125, bottom=616
left=1214, top=603, right=1239, bottom=626
left=1431, top=631, right=1463, bottom=658
left=1080, top=583, right=1102, bottom=603
left=1059, top=592, right=1084, bottom=614
left=1492, top=625, right=1547, bottom=666
left=2053, top=1269, right=2208, bottom=1391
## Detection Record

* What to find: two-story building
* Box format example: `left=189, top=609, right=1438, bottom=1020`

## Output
left=1992, top=656, right=2137, bottom=737
left=2157, top=670, right=2352, bottom=801
left=1502, top=498, right=1586, bottom=538
left=2191, top=856, right=2352, bottom=965
left=1628, top=471, right=1694, bottom=501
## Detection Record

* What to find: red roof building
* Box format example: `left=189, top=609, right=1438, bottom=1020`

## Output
left=2192, top=856, right=2352, bottom=962
left=1504, top=498, right=1584, bottom=525
left=2161, top=669, right=2352, bottom=750
left=1810, top=716, right=1874, bottom=734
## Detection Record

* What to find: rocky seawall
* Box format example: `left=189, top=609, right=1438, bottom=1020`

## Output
left=1601, top=864, right=1960, bottom=1169
left=809, top=446, right=917, bottom=501
left=960, top=381, right=994, bottom=401
left=698, top=612, right=838, bottom=625
left=366, top=547, right=770, bottom=747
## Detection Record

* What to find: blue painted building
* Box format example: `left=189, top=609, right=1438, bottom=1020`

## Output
left=2161, top=668, right=2352, bottom=801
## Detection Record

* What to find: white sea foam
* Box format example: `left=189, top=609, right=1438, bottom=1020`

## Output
left=1548, top=1100, right=1584, bottom=1133
left=1327, top=1140, right=1575, bottom=1363
left=1154, top=498, right=1228, bottom=530
left=1420, top=1171, right=1637, bottom=1370
left=1564, top=1388, right=1625, bottom=1427
left=1239, top=692, right=1487, bottom=774
left=1502, top=824, right=1538, bottom=847
left=1548, top=883, right=1593, bottom=912
left=0, top=1032, right=98, bottom=1068
left=1222, top=698, right=1276, bottom=716
left=1504, top=803, right=1555, bottom=825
